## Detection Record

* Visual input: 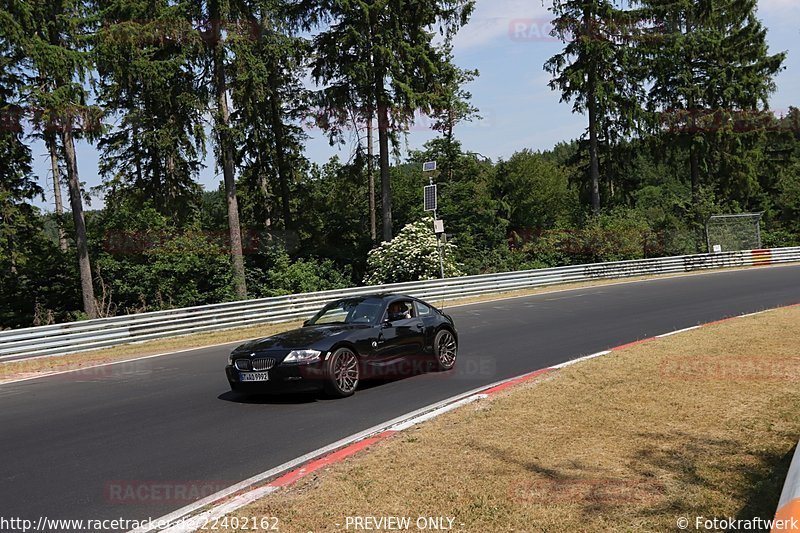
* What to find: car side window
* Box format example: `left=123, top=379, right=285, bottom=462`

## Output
left=415, top=302, right=432, bottom=317
left=386, top=301, right=414, bottom=321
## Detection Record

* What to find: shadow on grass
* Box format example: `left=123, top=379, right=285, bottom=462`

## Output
left=630, top=430, right=795, bottom=523
left=476, top=430, right=797, bottom=525
left=734, top=443, right=796, bottom=525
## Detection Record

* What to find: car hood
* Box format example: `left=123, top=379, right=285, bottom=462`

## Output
left=233, top=324, right=370, bottom=353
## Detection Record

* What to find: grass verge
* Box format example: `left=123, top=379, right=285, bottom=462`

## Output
left=216, top=305, right=800, bottom=532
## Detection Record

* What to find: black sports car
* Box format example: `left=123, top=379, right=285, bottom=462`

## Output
left=225, top=294, right=458, bottom=398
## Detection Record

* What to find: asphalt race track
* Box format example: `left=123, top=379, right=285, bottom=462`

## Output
left=1, top=265, right=799, bottom=527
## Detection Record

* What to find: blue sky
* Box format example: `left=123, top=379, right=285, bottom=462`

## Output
left=31, top=0, right=800, bottom=211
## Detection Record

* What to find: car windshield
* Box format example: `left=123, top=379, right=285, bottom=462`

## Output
left=306, top=298, right=383, bottom=325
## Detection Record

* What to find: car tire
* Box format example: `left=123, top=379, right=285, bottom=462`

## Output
left=323, top=347, right=360, bottom=398
left=432, top=329, right=457, bottom=371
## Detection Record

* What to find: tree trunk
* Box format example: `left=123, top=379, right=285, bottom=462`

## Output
left=588, top=87, right=601, bottom=215
left=46, top=133, right=68, bottom=252
left=447, top=110, right=455, bottom=181
left=268, top=70, right=293, bottom=230
left=367, top=109, right=377, bottom=243
left=690, top=141, right=700, bottom=207
left=376, top=102, right=392, bottom=242
left=585, top=7, right=600, bottom=216
left=212, top=18, right=247, bottom=300
left=690, top=140, right=703, bottom=251
left=61, top=128, right=97, bottom=318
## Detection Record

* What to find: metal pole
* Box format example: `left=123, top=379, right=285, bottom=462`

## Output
left=438, top=237, right=445, bottom=279
left=433, top=206, right=445, bottom=279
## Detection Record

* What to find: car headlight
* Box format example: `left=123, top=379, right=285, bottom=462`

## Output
left=283, top=349, right=322, bottom=364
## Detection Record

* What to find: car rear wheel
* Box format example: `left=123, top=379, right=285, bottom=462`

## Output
left=433, top=330, right=457, bottom=371
left=324, top=347, right=360, bottom=398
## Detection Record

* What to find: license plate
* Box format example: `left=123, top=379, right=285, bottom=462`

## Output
left=240, top=372, right=269, bottom=382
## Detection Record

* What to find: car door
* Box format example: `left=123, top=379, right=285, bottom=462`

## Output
left=374, top=300, right=425, bottom=361
left=413, top=300, right=438, bottom=354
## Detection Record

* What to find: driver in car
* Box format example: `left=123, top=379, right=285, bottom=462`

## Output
left=387, top=302, right=411, bottom=321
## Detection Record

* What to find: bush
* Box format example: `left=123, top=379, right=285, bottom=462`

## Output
left=363, top=220, right=464, bottom=285
left=521, top=210, right=657, bottom=267
left=246, top=246, right=352, bottom=297
left=95, top=231, right=235, bottom=312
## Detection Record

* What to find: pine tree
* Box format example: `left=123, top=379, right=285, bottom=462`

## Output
left=95, top=0, right=207, bottom=224
left=429, top=43, right=480, bottom=182
left=228, top=0, right=310, bottom=232
left=0, top=15, right=40, bottom=276
left=13, top=0, right=101, bottom=317
left=196, top=0, right=248, bottom=299
left=305, top=0, right=474, bottom=242
left=545, top=0, right=643, bottom=215
left=637, top=0, right=785, bottom=238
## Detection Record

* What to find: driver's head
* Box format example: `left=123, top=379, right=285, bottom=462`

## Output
left=388, top=302, right=404, bottom=319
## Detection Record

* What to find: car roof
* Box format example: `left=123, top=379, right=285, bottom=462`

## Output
left=338, top=293, right=417, bottom=303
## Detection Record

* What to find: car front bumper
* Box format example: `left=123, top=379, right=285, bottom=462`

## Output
left=225, top=362, right=328, bottom=394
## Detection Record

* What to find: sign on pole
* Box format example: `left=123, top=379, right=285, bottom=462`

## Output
left=424, top=184, right=437, bottom=212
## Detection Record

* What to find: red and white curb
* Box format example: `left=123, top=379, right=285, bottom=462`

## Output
left=133, top=304, right=800, bottom=533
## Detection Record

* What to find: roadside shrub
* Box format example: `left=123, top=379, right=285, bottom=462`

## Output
left=363, top=219, right=464, bottom=285
left=521, top=210, right=657, bottom=266
left=246, top=245, right=352, bottom=297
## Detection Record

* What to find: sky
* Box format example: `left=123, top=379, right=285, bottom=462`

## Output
left=29, top=0, right=800, bottom=211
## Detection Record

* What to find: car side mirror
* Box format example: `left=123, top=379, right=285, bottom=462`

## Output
left=382, top=320, right=392, bottom=328
left=303, top=320, right=310, bottom=327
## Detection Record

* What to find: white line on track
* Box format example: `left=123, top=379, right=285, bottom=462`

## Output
left=656, top=326, right=701, bottom=338
left=551, top=350, right=612, bottom=369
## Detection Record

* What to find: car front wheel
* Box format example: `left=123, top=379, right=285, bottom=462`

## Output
left=433, top=330, right=457, bottom=371
left=324, top=347, right=360, bottom=398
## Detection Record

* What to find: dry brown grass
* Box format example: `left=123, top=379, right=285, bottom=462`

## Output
left=216, top=305, right=800, bottom=532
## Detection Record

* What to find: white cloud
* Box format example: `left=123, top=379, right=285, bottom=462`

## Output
left=452, top=0, right=552, bottom=50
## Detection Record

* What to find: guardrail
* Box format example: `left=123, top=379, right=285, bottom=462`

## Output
left=774, top=441, right=800, bottom=531
left=2, top=246, right=799, bottom=361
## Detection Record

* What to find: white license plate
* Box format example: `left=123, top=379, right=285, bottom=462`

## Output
left=240, top=372, right=269, bottom=382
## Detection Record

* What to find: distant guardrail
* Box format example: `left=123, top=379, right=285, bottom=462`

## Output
left=1, top=247, right=798, bottom=361
left=773, top=441, right=800, bottom=532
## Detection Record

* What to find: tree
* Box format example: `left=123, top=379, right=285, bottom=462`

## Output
left=0, top=18, right=76, bottom=327
left=305, top=0, right=475, bottom=242
left=637, top=0, right=785, bottom=245
left=429, top=43, right=480, bottom=182
left=197, top=0, right=247, bottom=299
left=95, top=0, right=207, bottom=224
left=494, top=149, right=577, bottom=232
left=545, top=0, right=644, bottom=215
left=228, top=1, right=310, bottom=232
left=0, top=20, right=39, bottom=277
left=15, top=0, right=101, bottom=317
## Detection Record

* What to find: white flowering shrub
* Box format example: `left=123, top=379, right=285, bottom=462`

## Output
left=363, top=219, right=464, bottom=285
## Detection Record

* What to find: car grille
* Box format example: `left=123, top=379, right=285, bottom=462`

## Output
left=252, top=358, right=276, bottom=371
left=233, top=354, right=279, bottom=372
